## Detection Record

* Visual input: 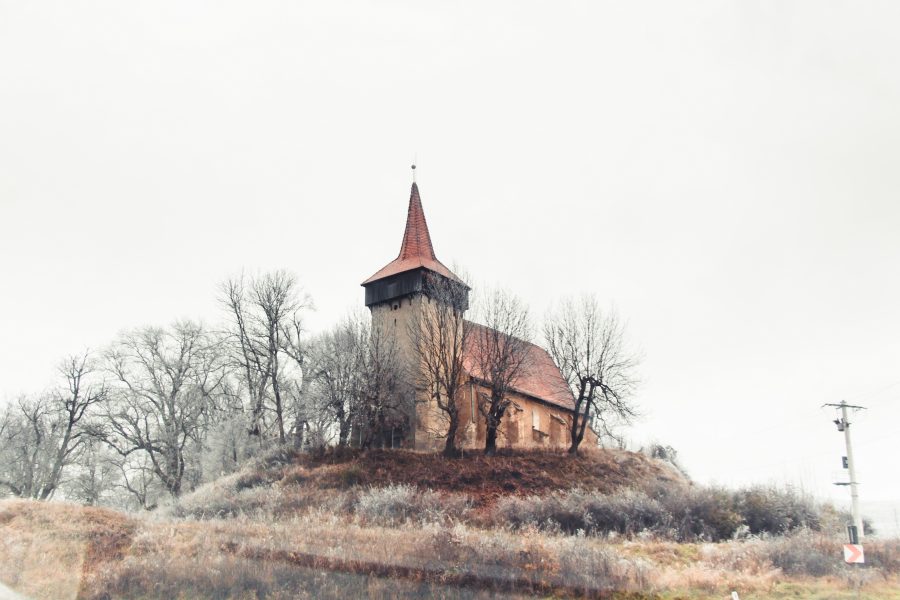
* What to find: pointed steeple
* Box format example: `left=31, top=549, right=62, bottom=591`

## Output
left=397, top=182, right=436, bottom=261
left=362, top=181, right=461, bottom=286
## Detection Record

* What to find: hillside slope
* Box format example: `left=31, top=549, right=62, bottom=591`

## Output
left=172, top=446, right=687, bottom=517
left=1, top=450, right=899, bottom=600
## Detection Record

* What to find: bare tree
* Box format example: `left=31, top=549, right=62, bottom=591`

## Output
left=220, top=271, right=310, bottom=445
left=279, top=310, right=312, bottom=449
left=111, top=452, right=163, bottom=510
left=408, top=273, right=471, bottom=457
left=68, top=437, right=119, bottom=505
left=42, top=353, right=107, bottom=498
left=471, top=289, right=533, bottom=456
left=355, top=317, right=410, bottom=449
left=98, top=321, right=226, bottom=497
left=0, top=398, right=41, bottom=498
left=306, top=312, right=409, bottom=449
left=544, top=296, right=639, bottom=454
left=0, top=405, right=19, bottom=496
left=307, top=317, right=363, bottom=447
left=0, top=352, right=105, bottom=499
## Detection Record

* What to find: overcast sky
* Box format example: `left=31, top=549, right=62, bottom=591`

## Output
left=2, top=1, right=899, bottom=513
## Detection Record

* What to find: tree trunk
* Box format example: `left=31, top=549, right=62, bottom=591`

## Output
left=569, top=401, right=590, bottom=455
left=443, top=412, right=460, bottom=457
left=338, top=417, right=351, bottom=447
left=484, top=392, right=505, bottom=456
left=484, top=423, right=498, bottom=455
left=272, top=367, right=286, bottom=444
left=293, top=420, right=306, bottom=449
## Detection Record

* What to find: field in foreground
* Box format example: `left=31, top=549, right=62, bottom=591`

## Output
left=1, top=449, right=898, bottom=599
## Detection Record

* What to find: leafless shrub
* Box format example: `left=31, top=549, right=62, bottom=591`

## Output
left=764, top=530, right=838, bottom=576
left=354, top=484, right=471, bottom=526
left=733, top=485, right=821, bottom=535
left=555, top=535, right=639, bottom=591
left=166, top=475, right=285, bottom=519
left=865, top=537, right=900, bottom=572
left=497, top=484, right=829, bottom=543
left=654, top=485, right=744, bottom=542
left=496, top=488, right=668, bottom=537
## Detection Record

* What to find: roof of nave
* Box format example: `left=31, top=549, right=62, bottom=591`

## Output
left=463, top=321, right=576, bottom=412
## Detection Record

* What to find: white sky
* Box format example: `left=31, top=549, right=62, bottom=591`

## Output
left=1, top=1, right=899, bottom=512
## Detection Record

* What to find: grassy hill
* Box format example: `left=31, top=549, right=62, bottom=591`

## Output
left=169, top=446, right=685, bottom=518
left=1, top=447, right=898, bottom=600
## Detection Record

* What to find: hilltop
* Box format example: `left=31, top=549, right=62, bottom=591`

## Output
left=171, top=446, right=686, bottom=517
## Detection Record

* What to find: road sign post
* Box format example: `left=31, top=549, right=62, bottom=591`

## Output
left=843, top=544, right=864, bottom=564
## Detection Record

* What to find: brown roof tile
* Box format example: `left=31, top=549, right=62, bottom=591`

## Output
left=362, top=182, right=462, bottom=285
left=463, top=322, right=576, bottom=412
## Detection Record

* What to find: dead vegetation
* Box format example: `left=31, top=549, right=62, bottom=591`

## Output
left=216, top=446, right=682, bottom=505
left=1, top=448, right=898, bottom=600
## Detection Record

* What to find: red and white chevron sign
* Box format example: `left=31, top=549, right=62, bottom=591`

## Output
left=843, top=544, right=865, bottom=564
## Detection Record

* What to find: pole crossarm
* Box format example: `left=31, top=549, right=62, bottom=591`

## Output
left=822, top=402, right=867, bottom=410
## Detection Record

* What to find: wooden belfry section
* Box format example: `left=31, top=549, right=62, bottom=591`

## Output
left=361, top=178, right=597, bottom=451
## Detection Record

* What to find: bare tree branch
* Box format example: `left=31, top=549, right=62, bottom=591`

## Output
left=408, top=272, right=471, bottom=457
left=544, top=295, right=640, bottom=454
left=470, top=288, right=533, bottom=456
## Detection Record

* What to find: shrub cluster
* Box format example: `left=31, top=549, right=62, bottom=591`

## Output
left=496, top=488, right=668, bottom=537
left=354, top=484, right=472, bottom=526
left=165, top=474, right=286, bottom=519
left=764, top=531, right=836, bottom=576
left=496, top=484, right=825, bottom=542
left=732, top=486, right=820, bottom=534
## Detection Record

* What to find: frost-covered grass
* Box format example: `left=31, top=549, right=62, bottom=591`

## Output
left=2, top=498, right=900, bottom=600
left=12, top=446, right=888, bottom=598
left=354, top=484, right=472, bottom=526
left=496, top=484, right=830, bottom=542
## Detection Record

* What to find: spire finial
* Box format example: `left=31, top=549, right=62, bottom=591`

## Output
left=411, top=163, right=416, bottom=182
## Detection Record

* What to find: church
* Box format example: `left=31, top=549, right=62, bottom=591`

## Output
left=361, top=178, right=598, bottom=452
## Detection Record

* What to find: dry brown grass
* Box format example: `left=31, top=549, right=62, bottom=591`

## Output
left=0, top=499, right=135, bottom=600
left=164, top=446, right=686, bottom=528
left=2, top=498, right=900, bottom=600
left=239, top=446, right=684, bottom=506
left=1, top=449, right=897, bottom=599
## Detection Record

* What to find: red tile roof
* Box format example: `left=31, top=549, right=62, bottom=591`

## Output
left=463, top=322, right=576, bottom=412
left=362, top=183, right=462, bottom=285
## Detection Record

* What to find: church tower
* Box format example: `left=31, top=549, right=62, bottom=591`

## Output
left=361, top=179, right=469, bottom=448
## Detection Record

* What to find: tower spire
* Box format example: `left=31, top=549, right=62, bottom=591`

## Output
left=397, top=180, right=436, bottom=261
left=361, top=179, right=462, bottom=286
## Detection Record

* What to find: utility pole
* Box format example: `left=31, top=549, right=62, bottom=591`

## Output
left=825, top=401, right=866, bottom=541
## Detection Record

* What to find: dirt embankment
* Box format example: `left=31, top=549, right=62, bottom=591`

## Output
left=0, top=500, right=136, bottom=600
left=0, top=449, right=691, bottom=599
left=239, top=446, right=686, bottom=506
